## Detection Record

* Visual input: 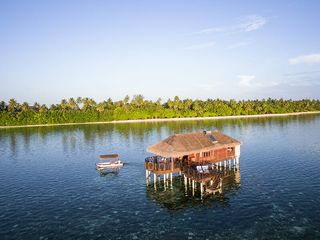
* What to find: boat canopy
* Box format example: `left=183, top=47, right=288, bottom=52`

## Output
left=99, top=154, right=119, bottom=159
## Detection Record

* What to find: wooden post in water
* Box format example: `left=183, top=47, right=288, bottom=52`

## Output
left=184, top=176, right=187, bottom=194
left=235, top=156, right=240, bottom=169
left=200, top=182, right=204, bottom=197
left=219, top=177, right=223, bottom=193
left=192, top=180, right=195, bottom=196
left=153, top=173, right=157, bottom=191
left=146, top=170, right=149, bottom=185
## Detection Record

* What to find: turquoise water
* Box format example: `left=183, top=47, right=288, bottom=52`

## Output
left=0, top=115, right=320, bottom=239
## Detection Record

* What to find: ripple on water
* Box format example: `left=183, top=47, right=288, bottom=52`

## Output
left=1, top=115, right=320, bottom=239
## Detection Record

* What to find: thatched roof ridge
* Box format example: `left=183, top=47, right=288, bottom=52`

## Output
left=146, top=130, right=240, bottom=158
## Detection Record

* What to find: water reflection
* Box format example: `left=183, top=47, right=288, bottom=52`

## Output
left=1, top=114, right=320, bottom=239
left=1, top=114, right=319, bottom=156
left=98, top=168, right=121, bottom=177
left=145, top=158, right=240, bottom=210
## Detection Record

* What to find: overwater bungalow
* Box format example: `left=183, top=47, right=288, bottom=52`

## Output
left=145, top=130, right=241, bottom=197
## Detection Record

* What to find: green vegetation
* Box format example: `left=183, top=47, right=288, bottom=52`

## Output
left=0, top=95, right=320, bottom=126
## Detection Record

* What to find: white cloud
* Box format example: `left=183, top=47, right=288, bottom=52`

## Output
left=289, top=53, right=320, bottom=65
left=195, top=15, right=266, bottom=35
left=239, top=15, right=267, bottom=32
left=184, top=42, right=215, bottom=50
left=238, top=75, right=256, bottom=87
left=237, top=75, right=279, bottom=90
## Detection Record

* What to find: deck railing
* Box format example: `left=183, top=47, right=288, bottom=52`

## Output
left=144, top=160, right=181, bottom=173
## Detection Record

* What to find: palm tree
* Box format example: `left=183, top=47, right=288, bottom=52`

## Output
left=166, top=99, right=173, bottom=109
left=33, top=102, right=40, bottom=112
left=50, top=104, right=58, bottom=111
left=76, top=97, right=82, bottom=104
left=21, top=102, right=30, bottom=112
left=88, top=98, right=96, bottom=108
left=192, top=100, right=203, bottom=115
left=131, top=95, right=144, bottom=108
left=39, top=104, right=48, bottom=113
left=105, top=98, right=114, bottom=110
left=60, top=99, right=69, bottom=112
left=123, top=95, right=130, bottom=105
left=0, top=101, right=7, bottom=112
left=172, top=96, right=181, bottom=111
left=8, top=99, right=19, bottom=112
left=68, top=97, right=79, bottom=110
left=96, top=103, right=105, bottom=113
left=183, top=99, right=193, bottom=111
left=76, top=97, right=83, bottom=110
left=82, top=98, right=96, bottom=111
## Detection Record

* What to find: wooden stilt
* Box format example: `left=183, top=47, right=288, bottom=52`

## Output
left=219, top=177, right=223, bottom=193
left=192, top=180, right=195, bottom=196
left=184, top=176, right=187, bottom=194
left=153, top=174, right=157, bottom=191
left=200, top=182, right=204, bottom=197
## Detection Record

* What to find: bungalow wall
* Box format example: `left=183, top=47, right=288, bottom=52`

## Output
left=187, top=146, right=238, bottom=163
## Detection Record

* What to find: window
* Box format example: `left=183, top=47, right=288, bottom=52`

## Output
left=227, top=147, right=233, bottom=152
left=203, top=151, right=211, bottom=157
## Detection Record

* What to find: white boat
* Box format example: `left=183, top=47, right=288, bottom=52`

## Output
left=96, top=154, right=124, bottom=170
left=96, top=160, right=124, bottom=169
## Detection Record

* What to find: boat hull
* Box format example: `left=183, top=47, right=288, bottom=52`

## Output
left=96, top=161, right=124, bottom=169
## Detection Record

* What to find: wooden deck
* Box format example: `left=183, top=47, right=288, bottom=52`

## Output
left=144, top=161, right=181, bottom=175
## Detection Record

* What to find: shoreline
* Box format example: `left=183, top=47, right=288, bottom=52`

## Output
left=1, top=111, right=320, bottom=129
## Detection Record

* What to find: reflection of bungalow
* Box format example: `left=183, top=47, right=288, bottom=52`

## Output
left=145, top=165, right=241, bottom=210
left=147, top=130, right=241, bottom=164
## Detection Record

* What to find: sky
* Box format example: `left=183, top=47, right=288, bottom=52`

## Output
left=0, top=0, right=320, bottom=104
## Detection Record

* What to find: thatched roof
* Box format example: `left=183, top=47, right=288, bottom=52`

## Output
left=146, top=130, right=240, bottom=158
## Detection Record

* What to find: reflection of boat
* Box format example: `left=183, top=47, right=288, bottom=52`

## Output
left=96, top=154, right=124, bottom=170
left=98, top=169, right=120, bottom=176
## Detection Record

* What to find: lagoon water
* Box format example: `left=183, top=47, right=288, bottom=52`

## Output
left=0, top=114, right=320, bottom=240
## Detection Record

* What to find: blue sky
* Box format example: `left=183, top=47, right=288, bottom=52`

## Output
left=0, top=0, right=320, bottom=104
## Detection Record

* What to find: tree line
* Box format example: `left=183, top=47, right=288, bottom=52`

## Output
left=0, top=95, right=319, bottom=126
